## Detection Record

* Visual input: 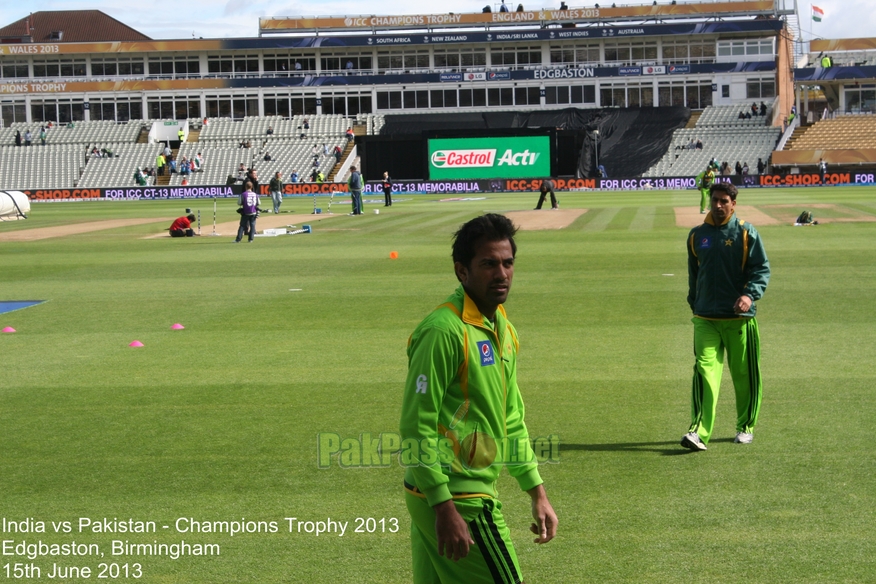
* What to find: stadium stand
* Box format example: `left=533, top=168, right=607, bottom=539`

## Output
left=642, top=106, right=780, bottom=177
left=785, top=115, right=876, bottom=150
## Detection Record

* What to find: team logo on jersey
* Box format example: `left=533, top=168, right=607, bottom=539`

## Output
left=476, top=341, right=495, bottom=366
left=415, top=374, right=428, bottom=394
left=724, top=238, right=734, bottom=246
left=700, top=236, right=711, bottom=249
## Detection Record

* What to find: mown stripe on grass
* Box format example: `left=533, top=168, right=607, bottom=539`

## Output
left=629, top=206, right=657, bottom=231
left=582, top=207, right=621, bottom=231
left=608, top=207, right=638, bottom=230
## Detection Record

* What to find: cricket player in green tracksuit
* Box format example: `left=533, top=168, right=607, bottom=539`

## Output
left=696, top=165, right=716, bottom=214
left=400, top=214, right=557, bottom=584
left=682, top=182, right=770, bottom=451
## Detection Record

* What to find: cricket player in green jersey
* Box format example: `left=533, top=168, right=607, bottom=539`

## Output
left=400, top=214, right=557, bottom=583
left=682, top=182, right=770, bottom=451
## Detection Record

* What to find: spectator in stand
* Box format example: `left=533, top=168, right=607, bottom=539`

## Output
left=742, top=162, right=749, bottom=176
left=295, top=61, right=302, bottom=71
left=696, top=139, right=703, bottom=150
left=687, top=138, right=695, bottom=150
left=303, top=118, right=310, bottom=129
left=310, top=169, right=318, bottom=182
left=757, top=158, right=766, bottom=175
left=24, top=129, right=32, bottom=146
left=316, top=170, right=325, bottom=184
left=168, top=154, right=177, bottom=174
left=263, top=152, right=272, bottom=162
left=345, top=127, right=354, bottom=142
left=751, top=102, right=758, bottom=116
left=202, top=117, right=208, bottom=126
left=322, top=143, right=329, bottom=156
left=164, top=143, right=172, bottom=158
left=721, top=162, right=731, bottom=176
left=266, top=126, right=274, bottom=135
left=738, top=111, right=746, bottom=120
left=334, top=144, right=343, bottom=163
left=346, top=60, right=354, bottom=72
left=39, top=127, right=47, bottom=146
left=760, top=102, right=767, bottom=116
left=290, top=170, right=299, bottom=183
left=226, top=174, right=237, bottom=186
left=735, top=161, right=743, bottom=175
left=194, top=152, right=203, bottom=172
left=134, top=168, right=147, bottom=186
left=500, top=0, right=509, bottom=11
left=180, top=156, right=191, bottom=176
left=236, top=163, right=247, bottom=181
left=818, top=158, right=827, bottom=183
left=156, top=152, right=166, bottom=176
left=14, top=130, right=21, bottom=146
left=744, top=111, right=752, bottom=119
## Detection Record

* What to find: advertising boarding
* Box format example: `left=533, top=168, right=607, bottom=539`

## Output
left=428, top=136, right=551, bottom=180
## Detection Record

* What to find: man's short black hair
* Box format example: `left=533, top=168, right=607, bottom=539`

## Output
left=452, top=213, right=518, bottom=268
left=186, top=214, right=196, bottom=221
left=710, top=182, right=738, bottom=201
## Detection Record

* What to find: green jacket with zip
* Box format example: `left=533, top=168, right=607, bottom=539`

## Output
left=400, top=286, right=542, bottom=507
left=687, top=211, right=770, bottom=319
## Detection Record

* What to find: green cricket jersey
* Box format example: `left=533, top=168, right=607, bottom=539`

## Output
left=688, top=212, right=770, bottom=319
left=400, top=286, right=542, bottom=507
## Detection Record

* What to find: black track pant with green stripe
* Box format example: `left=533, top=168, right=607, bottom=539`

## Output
left=406, top=491, right=523, bottom=584
left=689, top=317, right=763, bottom=444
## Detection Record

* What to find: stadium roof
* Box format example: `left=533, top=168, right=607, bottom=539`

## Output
left=0, top=10, right=151, bottom=43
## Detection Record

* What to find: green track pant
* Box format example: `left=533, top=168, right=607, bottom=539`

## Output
left=699, top=188, right=710, bottom=213
left=406, top=491, right=523, bottom=584
left=689, top=317, right=763, bottom=444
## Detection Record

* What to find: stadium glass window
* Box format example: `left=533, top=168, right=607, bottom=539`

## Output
left=148, top=59, right=174, bottom=77
left=1, top=102, right=27, bottom=126
left=571, top=86, right=585, bottom=103
left=264, top=54, right=316, bottom=74
left=434, top=51, right=459, bottom=69
left=746, top=79, right=775, bottom=99
left=377, top=92, right=389, bottom=110
left=1, top=62, right=28, bottom=78
left=459, top=89, right=473, bottom=107
left=92, top=60, right=117, bottom=76
left=473, top=88, right=487, bottom=106
left=430, top=90, right=444, bottom=108
left=550, top=47, right=574, bottom=64
left=388, top=91, right=402, bottom=109
left=32, top=61, right=60, bottom=77
left=443, top=90, right=457, bottom=108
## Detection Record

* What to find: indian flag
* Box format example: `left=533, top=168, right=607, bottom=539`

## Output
left=812, top=5, right=824, bottom=22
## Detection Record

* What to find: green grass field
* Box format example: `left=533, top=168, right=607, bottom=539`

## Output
left=1, top=186, right=875, bottom=583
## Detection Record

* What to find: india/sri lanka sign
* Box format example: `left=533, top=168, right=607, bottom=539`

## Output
left=428, top=136, right=551, bottom=180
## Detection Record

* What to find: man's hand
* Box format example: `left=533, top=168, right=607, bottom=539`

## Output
left=733, top=295, right=753, bottom=314
left=527, top=484, right=557, bottom=544
left=434, top=500, right=474, bottom=561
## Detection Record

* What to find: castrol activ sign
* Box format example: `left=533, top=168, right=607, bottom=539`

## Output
left=428, top=136, right=550, bottom=179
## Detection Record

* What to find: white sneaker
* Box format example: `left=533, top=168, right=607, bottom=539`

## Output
left=681, top=432, right=707, bottom=451
left=734, top=432, right=753, bottom=444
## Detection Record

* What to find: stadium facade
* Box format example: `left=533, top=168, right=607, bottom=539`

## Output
left=1, top=2, right=798, bottom=127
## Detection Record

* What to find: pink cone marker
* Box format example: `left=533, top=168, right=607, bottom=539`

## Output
left=129, top=340, right=144, bottom=347
left=171, top=323, right=185, bottom=330
left=2, top=327, right=16, bottom=333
